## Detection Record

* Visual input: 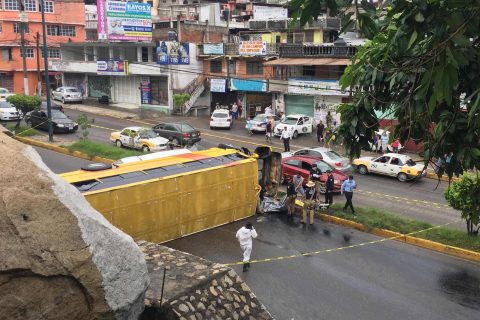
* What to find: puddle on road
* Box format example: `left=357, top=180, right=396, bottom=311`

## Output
left=439, top=270, right=480, bottom=310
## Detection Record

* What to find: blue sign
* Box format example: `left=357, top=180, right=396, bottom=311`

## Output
left=140, top=78, right=152, bottom=104
left=156, top=41, right=190, bottom=65
left=230, top=79, right=267, bottom=92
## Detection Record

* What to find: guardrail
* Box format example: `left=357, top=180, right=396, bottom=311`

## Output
left=279, top=44, right=358, bottom=58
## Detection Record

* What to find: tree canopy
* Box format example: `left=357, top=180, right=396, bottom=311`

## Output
left=290, top=0, right=480, bottom=177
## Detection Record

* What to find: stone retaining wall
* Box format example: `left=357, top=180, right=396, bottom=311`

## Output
left=138, top=241, right=273, bottom=320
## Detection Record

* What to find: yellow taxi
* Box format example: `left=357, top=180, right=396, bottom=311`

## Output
left=110, top=126, right=169, bottom=152
left=353, top=153, right=426, bottom=182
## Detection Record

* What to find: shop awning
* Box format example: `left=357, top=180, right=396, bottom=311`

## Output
left=264, top=58, right=352, bottom=66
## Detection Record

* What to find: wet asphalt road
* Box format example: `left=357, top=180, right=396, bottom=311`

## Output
left=166, top=214, right=480, bottom=320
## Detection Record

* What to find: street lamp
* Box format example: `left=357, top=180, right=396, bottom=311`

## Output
left=40, top=0, right=53, bottom=142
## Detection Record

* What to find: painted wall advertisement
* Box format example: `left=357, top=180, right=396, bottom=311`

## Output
left=140, top=77, right=152, bottom=104
left=203, top=43, right=224, bottom=55
left=288, top=79, right=347, bottom=96
left=314, top=96, right=341, bottom=125
left=253, top=6, right=288, bottom=20
left=210, top=79, right=226, bottom=93
left=97, top=0, right=152, bottom=42
left=156, top=41, right=190, bottom=65
left=230, top=79, right=267, bottom=92
left=239, top=41, right=267, bottom=56
left=97, top=60, right=129, bottom=75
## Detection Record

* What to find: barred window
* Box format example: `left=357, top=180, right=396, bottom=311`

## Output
left=25, top=0, right=37, bottom=11
left=4, top=0, right=20, bottom=10
left=246, top=61, right=263, bottom=75
left=41, top=1, right=54, bottom=13
left=210, top=61, right=222, bottom=73
left=47, top=25, right=58, bottom=36
left=42, top=48, right=61, bottom=59
left=59, top=26, right=76, bottom=37
left=14, top=23, right=29, bottom=34
left=20, top=48, right=34, bottom=58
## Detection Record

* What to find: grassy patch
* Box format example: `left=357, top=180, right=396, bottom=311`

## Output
left=325, top=204, right=480, bottom=252
left=65, top=140, right=144, bottom=160
left=5, top=123, right=38, bottom=137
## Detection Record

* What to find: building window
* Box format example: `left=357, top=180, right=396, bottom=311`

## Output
left=228, top=60, right=236, bottom=75
left=25, top=0, right=37, bottom=11
left=14, top=23, right=29, bottom=34
left=4, top=0, right=20, bottom=10
left=59, top=26, right=76, bottom=37
left=47, top=25, right=58, bottom=36
left=20, top=48, right=34, bottom=59
left=42, top=48, right=61, bottom=59
left=303, top=66, right=315, bottom=78
left=210, top=61, right=222, bottom=73
left=0, top=23, right=2, bottom=33
left=2, top=48, right=13, bottom=61
left=41, top=1, right=54, bottom=13
left=246, top=61, right=263, bottom=75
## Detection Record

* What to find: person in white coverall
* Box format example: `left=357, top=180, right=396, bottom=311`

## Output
left=236, top=222, right=258, bottom=272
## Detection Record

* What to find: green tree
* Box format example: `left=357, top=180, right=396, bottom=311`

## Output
left=445, top=173, right=480, bottom=236
left=6, top=94, right=41, bottom=128
left=76, top=113, right=94, bottom=141
left=173, top=93, right=191, bottom=114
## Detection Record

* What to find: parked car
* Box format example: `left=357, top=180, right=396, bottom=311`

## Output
left=210, top=109, right=232, bottom=129
left=246, top=113, right=280, bottom=133
left=52, top=87, right=83, bottom=103
left=0, top=88, right=14, bottom=100
left=281, top=156, right=348, bottom=193
left=41, top=101, right=64, bottom=112
left=283, top=147, right=352, bottom=172
left=152, top=122, right=201, bottom=146
left=0, top=101, right=20, bottom=121
left=25, top=109, right=78, bottom=133
left=352, top=153, right=426, bottom=182
left=274, top=114, right=314, bottom=138
left=110, top=126, right=169, bottom=152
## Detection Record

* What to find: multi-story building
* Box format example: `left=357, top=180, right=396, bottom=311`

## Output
left=0, top=0, right=86, bottom=94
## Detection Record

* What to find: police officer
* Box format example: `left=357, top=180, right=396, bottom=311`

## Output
left=301, top=181, right=317, bottom=225
left=325, top=170, right=334, bottom=205
left=310, top=163, right=322, bottom=200
left=286, top=180, right=297, bottom=217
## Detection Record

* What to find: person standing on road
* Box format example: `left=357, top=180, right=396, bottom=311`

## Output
left=325, top=170, right=334, bottom=206
left=265, top=105, right=273, bottom=116
left=316, top=121, right=325, bottom=143
left=341, top=175, right=357, bottom=215
left=236, top=222, right=258, bottom=272
left=280, top=126, right=291, bottom=152
left=301, top=181, right=317, bottom=225
left=265, top=116, right=273, bottom=144
left=293, top=173, right=305, bottom=198
left=231, top=102, right=239, bottom=120
left=286, top=180, right=297, bottom=217
left=246, top=116, right=253, bottom=136
left=309, top=163, right=322, bottom=200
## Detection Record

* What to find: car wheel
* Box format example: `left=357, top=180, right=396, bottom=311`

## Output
left=397, top=172, right=408, bottom=182
left=115, top=140, right=123, bottom=148
left=142, top=145, right=150, bottom=153
left=358, top=165, right=368, bottom=175
left=292, top=130, right=298, bottom=139
left=172, top=138, right=180, bottom=146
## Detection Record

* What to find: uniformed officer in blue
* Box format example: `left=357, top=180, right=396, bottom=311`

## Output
left=341, top=175, right=357, bottom=215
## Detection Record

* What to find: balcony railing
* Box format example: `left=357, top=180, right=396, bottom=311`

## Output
left=248, top=17, right=341, bottom=31
left=279, top=44, right=357, bottom=58
left=198, top=43, right=279, bottom=56
left=85, top=20, right=98, bottom=29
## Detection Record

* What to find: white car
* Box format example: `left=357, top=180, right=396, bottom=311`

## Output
left=110, top=126, right=169, bottom=152
left=274, top=114, right=314, bottom=138
left=283, top=147, right=352, bottom=172
left=210, top=109, right=232, bottom=129
left=0, top=88, right=14, bottom=100
left=247, top=113, right=280, bottom=132
left=52, top=87, right=83, bottom=103
left=0, top=101, right=20, bottom=121
left=353, top=153, right=426, bottom=182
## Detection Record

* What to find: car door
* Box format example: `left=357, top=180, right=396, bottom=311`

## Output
left=283, top=159, right=302, bottom=181
left=54, top=88, right=62, bottom=100
left=296, top=118, right=304, bottom=133
left=369, top=156, right=391, bottom=174
left=303, top=116, right=313, bottom=133
left=163, top=124, right=179, bottom=140
left=387, top=156, right=404, bottom=176
left=153, top=123, right=167, bottom=138
left=119, top=129, right=131, bottom=146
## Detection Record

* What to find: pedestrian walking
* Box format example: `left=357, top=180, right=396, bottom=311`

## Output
left=326, top=111, right=333, bottom=128
left=286, top=180, right=297, bottom=217
left=246, top=116, right=253, bottom=136
left=293, top=173, right=305, bottom=197
left=325, top=170, right=334, bottom=205
left=236, top=223, right=258, bottom=272
left=316, top=121, right=325, bottom=143
left=280, top=126, right=291, bottom=152
left=265, top=116, right=273, bottom=144
left=231, top=102, right=239, bottom=120
left=238, top=104, right=243, bottom=118
left=341, top=175, right=357, bottom=215
left=301, top=181, right=317, bottom=225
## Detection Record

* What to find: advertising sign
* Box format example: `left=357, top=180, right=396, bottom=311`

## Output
left=210, top=79, right=226, bottom=93
left=98, top=1, right=152, bottom=42
left=230, top=79, right=266, bottom=92
left=253, top=6, right=288, bottom=20
left=203, top=43, right=224, bottom=55
left=156, top=41, right=190, bottom=65
left=288, top=79, right=347, bottom=96
left=140, top=77, right=152, bottom=104
left=239, top=41, right=267, bottom=56
left=97, top=60, right=129, bottom=75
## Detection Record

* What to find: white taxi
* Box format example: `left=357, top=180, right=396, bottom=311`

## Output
left=210, top=109, right=232, bottom=129
left=110, top=126, right=169, bottom=152
left=274, top=114, right=314, bottom=139
left=353, top=153, right=426, bottom=182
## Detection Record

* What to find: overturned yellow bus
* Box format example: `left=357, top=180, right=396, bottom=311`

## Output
left=61, top=146, right=281, bottom=243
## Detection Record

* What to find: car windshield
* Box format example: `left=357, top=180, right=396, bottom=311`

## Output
left=138, top=129, right=157, bottom=139
left=0, top=102, right=13, bottom=108
left=281, top=117, right=298, bottom=125
left=252, top=115, right=266, bottom=122
left=179, top=124, right=195, bottom=131
left=405, top=158, right=417, bottom=166
left=52, top=110, right=68, bottom=119
left=325, top=150, right=344, bottom=161
left=213, top=113, right=228, bottom=118
left=65, top=88, right=79, bottom=92
left=314, top=161, right=333, bottom=172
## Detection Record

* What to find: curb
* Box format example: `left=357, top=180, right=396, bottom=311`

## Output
left=317, top=212, right=480, bottom=263
left=16, top=136, right=114, bottom=164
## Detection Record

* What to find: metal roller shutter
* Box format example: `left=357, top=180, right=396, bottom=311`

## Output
left=285, top=95, right=314, bottom=117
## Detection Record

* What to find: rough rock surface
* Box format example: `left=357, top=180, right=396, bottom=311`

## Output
left=0, top=131, right=149, bottom=320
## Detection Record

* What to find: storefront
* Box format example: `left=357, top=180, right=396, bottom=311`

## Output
left=0, top=72, right=14, bottom=91
left=245, top=92, right=272, bottom=118
left=230, top=78, right=270, bottom=118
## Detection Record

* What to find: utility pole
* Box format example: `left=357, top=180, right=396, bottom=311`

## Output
left=35, top=32, right=41, bottom=96
left=40, top=0, right=53, bottom=142
left=18, top=1, right=29, bottom=95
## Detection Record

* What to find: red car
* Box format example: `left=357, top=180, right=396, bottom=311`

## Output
left=281, top=156, right=348, bottom=193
